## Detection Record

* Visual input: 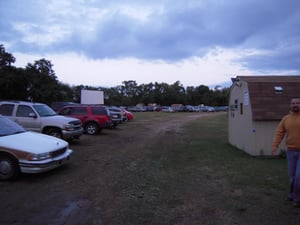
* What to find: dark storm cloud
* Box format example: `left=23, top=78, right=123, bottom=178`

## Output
left=1, top=0, right=300, bottom=73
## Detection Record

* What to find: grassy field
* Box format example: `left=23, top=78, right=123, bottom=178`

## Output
left=120, top=112, right=300, bottom=225
left=2, top=111, right=299, bottom=225
left=135, top=112, right=288, bottom=188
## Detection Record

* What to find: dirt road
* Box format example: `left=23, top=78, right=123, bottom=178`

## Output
left=1, top=112, right=215, bottom=225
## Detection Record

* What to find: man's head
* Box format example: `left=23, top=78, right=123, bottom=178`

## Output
left=291, top=98, right=300, bottom=113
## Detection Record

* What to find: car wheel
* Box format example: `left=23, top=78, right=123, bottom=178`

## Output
left=46, top=128, right=62, bottom=139
left=0, top=155, right=20, bottom=180
left=85, top=122, right=99, bottom=135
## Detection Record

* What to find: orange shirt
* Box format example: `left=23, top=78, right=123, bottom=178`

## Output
left=272, top=112, right=300, bottom=150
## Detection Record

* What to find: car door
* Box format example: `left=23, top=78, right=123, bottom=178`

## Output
left=15, top=105, right=42, bottom=132
left=71, top=107, right=88, bottom=125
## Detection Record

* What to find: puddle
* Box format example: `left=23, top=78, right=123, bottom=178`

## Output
left=53, top=200, right=92, bottom=225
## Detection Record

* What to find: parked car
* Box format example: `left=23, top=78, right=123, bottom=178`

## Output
left=107, top=107, right=123, bottom=127
left=121, top=108, right=134, bottom=121
left=127, top=106, right=146, bottom=112
left=0, top=101, right=83, bottom=140
left=161, top=106, right=174, bottom=112
left=183, top=105, right=195, bottom=112
left=0, top=115, right=73, bottom=180
left=171, top=104, right=184, bottom=112
left=57, top=104, right=113, bottom=135
left=50, top=101, right=76, bottom=112
left=200, top=106, right=215, bottom=112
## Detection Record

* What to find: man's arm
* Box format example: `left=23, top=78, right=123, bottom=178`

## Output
left=272, top=119, right=286, bottom=155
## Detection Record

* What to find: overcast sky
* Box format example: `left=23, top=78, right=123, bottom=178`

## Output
left=1, top=0, right=300, bottom=88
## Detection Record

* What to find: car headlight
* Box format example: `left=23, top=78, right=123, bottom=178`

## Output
left=65, top=123, right=76, bottom=131
left=27, top=152, right=51, bottom=161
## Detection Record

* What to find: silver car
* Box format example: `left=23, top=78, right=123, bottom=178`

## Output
left=0, top=101, right=83, bottom=140
left=0, top=115, right=73, bottom=180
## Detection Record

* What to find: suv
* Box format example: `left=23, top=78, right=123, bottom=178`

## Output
left=57, top=104, right=113, bottom=135
left=0, top=101, right=83, bottom=140
left=107, top=106, right=123, bottom=127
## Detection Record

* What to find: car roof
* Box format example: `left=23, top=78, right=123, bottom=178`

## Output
left=0, top=101, right=45, bottom=106
left=64, top=104, right=106, bottom=107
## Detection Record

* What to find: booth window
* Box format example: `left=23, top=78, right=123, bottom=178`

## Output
left=274, top=86, right=283, bottom=94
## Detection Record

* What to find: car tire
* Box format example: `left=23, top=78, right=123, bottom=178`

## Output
left=0, top=154, right=20, bottom=180
left=85, top=122, right=99, bottom=135
left=46, top=128, right=62, bottom=139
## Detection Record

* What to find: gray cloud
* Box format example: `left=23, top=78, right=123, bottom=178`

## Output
left=1, top=0, right=300, bottom=73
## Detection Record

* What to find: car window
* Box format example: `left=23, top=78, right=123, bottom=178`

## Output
left=16, top=105, right=35, bottom=117
left=72, top=107, right=87, bottom=115
left=0, top=115, right=26, bottom=136
left=59, top=107, right=72, bottom=115
left=33, top=104, right=57, bottom=117
left=0, top=104, right=14, bottom=116
left=92, top=107, right=107, bottom=115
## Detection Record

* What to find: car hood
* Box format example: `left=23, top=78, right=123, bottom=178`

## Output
left=0, top=131, right=68, bottom=154
left=44, top=115, right=81, bottom=124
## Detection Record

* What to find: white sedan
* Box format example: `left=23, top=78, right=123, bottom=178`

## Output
left=0, top=115, right=73, bottom=180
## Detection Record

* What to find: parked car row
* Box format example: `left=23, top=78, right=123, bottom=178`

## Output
left=0, top=101, right=83, bottom=140
left=126, top=105, right=228, bottom=113
left=0, top=101, right=134, bottom=180
left=55, top=104, right=133, bottom=134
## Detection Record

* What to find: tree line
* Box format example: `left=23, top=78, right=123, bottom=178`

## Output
left=0, top=44, right=229, bottom=107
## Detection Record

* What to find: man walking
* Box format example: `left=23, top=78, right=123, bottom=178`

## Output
left=272, top=98, right=300, bottom=207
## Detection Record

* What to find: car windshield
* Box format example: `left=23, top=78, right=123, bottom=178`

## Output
left=33, top=104, right=57, bottom=117
left=0, top=115, right=26, bottom=136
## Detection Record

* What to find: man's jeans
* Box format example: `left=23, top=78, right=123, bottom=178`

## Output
left=287, top=150, right=300, bottom=202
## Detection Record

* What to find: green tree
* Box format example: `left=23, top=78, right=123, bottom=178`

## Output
left=138, top=83, right=155, bottom=105
left=120, top=80, right=140, bottom=105
left=25, top=59, right=61, bottom=105
left=0, top=67, right=28, bottom=100
left=0, top=44, right=15, bottom=69
left=211, top=87, right=230, bottom=106
left=56, top=82, right=75, bottom=102
left=101, top=86, right=124, bottom=106
left=195, top=85, right=211, bottom=105
left=0, top=45, right=28, bottom=100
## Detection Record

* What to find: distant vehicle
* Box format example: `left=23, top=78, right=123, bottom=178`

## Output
left=121, top=108, right=134, bottom=121
left=200, top=106, right=215, bottom=112
left=183, top=105, right=194, bottom=112
left=0, top=101, right=83, bottom=140
left=161, top=106, right=174, bottom=112
left=107, top=107, right=123, bottom=127
left=57, top=104, right=113, bottom=135
left=193, top=106, right=200, bottom=112
left=127, top=106, right=146, bottom=112
left=171, top=104, right=184, bottom=112
left=214, top=106, right=229, bottom=112
left=0, top=115, right=73, bottom=180
left=126, top=106, right=137, bottom=112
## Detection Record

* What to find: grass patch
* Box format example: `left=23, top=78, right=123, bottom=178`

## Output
left=117, top=112, right=296, bottom=224
left=181, top=114, right=288, bottom=189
